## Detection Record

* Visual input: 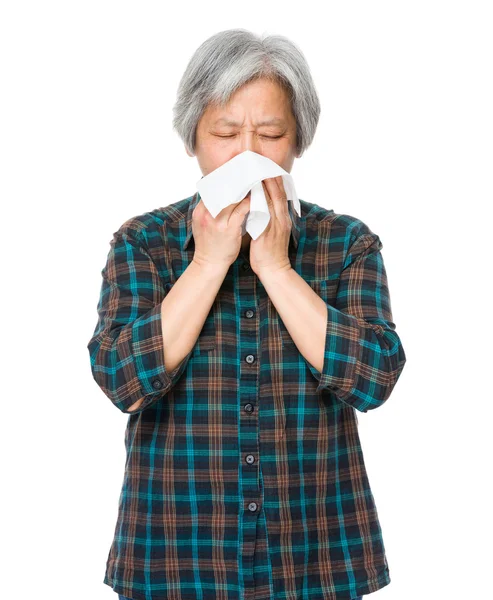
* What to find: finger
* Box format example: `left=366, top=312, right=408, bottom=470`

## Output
left=213, top=195, right=250, bottom=229
left=231, top=194, right=251, bottom=223
left=276, top=175, right=287, bottom=199
left=261, top=180, right=275, bottom=215
left=265, top=176, right=286, bottom=201
left=194, top=198, right=209, bottom=217
left=215, top=200, right=241, bottom=219
left=263, top=178, right=288, bottom=218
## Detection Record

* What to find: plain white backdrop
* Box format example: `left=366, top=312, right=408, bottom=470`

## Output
left=1, top=1, right=492, bottom=599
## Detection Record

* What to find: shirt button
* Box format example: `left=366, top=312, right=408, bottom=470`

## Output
left=248, top=502, right=258, bottom=512
left=245, top=354, right=255, bottom=364
left=241, top=262, right=251, bottom=271
left=244, top=403, right=254, bottom=413
left=152, top=379, right=163, bottom=390
left=245, top=454, right=255, bottom=465
left=245, top=309, right=254, bottom=318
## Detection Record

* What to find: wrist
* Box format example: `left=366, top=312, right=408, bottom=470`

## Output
left=191, top=256, right=230, bottom=278
left=255, top=261, right=292, bottom=282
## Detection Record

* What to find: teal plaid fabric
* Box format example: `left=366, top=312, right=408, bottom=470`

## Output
left=87, top=192, right=406, bottom=600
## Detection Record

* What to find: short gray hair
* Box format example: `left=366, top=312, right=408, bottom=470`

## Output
left=172, top=29, right=321, bottom=158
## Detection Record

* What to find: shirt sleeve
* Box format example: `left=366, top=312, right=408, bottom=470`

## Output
left=86, top=227, right=192, bottom=414
left=304, top=229, right=407, bottom=412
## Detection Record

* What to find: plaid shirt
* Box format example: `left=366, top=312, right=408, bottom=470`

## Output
left=87, top=191, right=406, bottom=600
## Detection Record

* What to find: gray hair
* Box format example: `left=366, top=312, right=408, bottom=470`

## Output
left=172, top=29, right=321, bottom=158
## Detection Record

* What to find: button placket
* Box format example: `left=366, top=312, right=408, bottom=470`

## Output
left=236, top=260, right=261, bottom=588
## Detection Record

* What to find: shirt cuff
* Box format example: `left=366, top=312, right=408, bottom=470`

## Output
left=303, top=303, right=364, bottom=405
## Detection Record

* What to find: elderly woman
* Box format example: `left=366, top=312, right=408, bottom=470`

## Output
left=87, top=29, right=406, bottom=600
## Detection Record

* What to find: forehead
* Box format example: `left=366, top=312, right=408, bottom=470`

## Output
left=202, top=79, right=294, bottom=126
left=212, top=116, right=287, bottom=127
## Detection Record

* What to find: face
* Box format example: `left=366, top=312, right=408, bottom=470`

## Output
left=187, top=77, right=299, bottom=176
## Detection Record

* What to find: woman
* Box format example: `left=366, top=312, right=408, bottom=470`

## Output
left=87, top=28, right=406, bottom=600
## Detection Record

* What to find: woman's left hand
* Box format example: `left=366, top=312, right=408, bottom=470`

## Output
left=249, top=176, right=293, bottom=278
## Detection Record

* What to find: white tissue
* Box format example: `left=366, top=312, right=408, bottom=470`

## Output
left=196, top=150, right=300, bottom=240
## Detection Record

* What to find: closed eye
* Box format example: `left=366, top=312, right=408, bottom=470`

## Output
left=214, top=134, right=283, bottom=140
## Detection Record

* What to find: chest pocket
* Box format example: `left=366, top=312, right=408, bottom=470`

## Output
left=163, top=280, right=217, bottom=357
left=192, top=309, right=217, bottom=355
left=280, top=279, right=329, bottom=349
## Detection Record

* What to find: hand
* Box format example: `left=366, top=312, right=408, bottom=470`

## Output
left=191, top=193, right=251, bottom=269
left=248, top=176, right=292, bottom=277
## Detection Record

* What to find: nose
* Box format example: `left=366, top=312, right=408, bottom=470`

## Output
left=239, top=132, right=264, bottom=156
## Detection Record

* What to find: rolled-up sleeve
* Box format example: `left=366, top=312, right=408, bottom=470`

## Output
left=86, top=227, right=192, bottom=414
left=304, top=229, right=406, bottom=412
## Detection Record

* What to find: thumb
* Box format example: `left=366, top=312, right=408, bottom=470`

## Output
left=232, top=194, right=251, bottom=222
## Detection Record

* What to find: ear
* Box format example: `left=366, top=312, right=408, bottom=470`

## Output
left=185, top=145, right=194, bottom=157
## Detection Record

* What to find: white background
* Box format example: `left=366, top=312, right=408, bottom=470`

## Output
left=1, top=1, right=492, bottom=599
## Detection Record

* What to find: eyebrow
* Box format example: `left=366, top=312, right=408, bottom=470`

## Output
left=213, top=117, right=286, bottom=127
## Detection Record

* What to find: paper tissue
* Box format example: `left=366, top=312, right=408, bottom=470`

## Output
left=196, top=150, right=300, bottom=240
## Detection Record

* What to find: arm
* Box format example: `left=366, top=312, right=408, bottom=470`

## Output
left=87, top=226, right=228, bottom=414
left=259, top=230, right=406, bottom=413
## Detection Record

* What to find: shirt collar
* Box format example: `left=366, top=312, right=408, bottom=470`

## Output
left=182, top=188, right=301, bottom=251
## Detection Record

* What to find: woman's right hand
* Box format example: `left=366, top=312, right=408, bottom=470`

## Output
left=191, top=193, right=251, bottom=269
